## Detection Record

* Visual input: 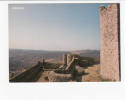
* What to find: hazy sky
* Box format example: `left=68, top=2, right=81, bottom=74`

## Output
left=9, top=4, right=109, bottom=51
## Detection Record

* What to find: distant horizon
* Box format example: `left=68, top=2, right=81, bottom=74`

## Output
left=9, top=48, right=100, bottom=51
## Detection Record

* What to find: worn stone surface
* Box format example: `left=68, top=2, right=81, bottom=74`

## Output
left=100, top=4, right=120, bottom=81
left=48, top=71, right=72, bottom=82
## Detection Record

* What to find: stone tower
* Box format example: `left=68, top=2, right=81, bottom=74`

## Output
left=100, top=4, right=120, bottom=81
left=62, top=54, right=67, bottom=66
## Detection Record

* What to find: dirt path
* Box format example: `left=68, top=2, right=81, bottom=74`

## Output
left=82, top=64, right=102, bottom=82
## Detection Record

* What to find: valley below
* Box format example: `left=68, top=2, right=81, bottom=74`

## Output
left=9, top=49, right=100, bottom=81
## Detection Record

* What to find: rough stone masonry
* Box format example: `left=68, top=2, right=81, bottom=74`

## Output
left=100, top=3, right=120, bottom=81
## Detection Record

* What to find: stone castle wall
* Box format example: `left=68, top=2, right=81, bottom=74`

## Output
left=62, top=54, right=74, bottom=66
left=62, top=54, right=67, bottom=66
left=67, top=54, right=73, bottom=65
left=100, top=4, right=120, bottom=81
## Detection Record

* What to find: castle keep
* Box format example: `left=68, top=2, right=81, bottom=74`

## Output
left=100, top=4, right=120, bottom=81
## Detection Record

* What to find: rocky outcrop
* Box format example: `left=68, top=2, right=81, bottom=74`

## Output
left=48, top=71, right=72, bottom=82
